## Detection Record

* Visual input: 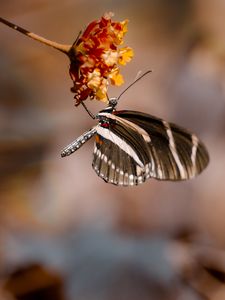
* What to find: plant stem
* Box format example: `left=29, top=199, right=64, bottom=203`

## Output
left=0, top=17, right=71, bottom=54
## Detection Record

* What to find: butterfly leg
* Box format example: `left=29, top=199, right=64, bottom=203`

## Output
left=81, top=102, right=95, bottom=119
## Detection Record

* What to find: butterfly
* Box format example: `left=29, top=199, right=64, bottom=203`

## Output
left=61, top=96, right=209, bottom=186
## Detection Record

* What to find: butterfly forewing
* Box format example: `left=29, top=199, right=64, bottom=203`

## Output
left=114, top=110, right=209, bottom=181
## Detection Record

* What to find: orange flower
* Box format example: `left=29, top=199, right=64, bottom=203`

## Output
left=69, top=12, right=134, bottom=106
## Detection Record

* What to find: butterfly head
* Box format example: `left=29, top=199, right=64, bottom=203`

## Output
left=97, top=97, right=118, bottom=115
left=95, top=97, right=118, bottom=126
left=108, top=97, right=118, bottom=108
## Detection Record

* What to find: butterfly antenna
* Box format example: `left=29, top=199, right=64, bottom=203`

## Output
left=117, top=70, right=152, bottom=101
left=134, top=70, right=143, bottom=81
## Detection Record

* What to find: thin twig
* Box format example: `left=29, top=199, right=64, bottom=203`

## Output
left=0, top=17, right=71, bottom=54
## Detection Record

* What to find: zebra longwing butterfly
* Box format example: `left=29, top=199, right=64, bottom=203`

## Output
left=61, top=97, right=209, bottom=186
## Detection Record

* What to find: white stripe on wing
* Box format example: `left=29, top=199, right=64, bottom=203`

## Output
left=163, top=120, right=186, bottom=179
left=97, top=112, right=151, bottom=143
left=96, top=125, right=144, bottom=168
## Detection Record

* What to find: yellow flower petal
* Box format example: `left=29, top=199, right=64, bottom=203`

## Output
left=121, top=19, right=128, bottom=34
left=96, top=78, right=109, bottom=101
left=87, top=69, right=101, bottom=89
left=114, top=19, right=129, bottom=45
left=118, top=47, right=134, bottom=65
left=109, top=68, right=124, bottom=86
left=75, top=42, right=85, bottom=54
left=96, top=90, right=108, bottom=101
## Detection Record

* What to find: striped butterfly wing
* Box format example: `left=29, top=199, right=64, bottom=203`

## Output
left=114, top=110, right=209, bottom=181
left=93, top=121, right=152, bottom=186
left=93, top=136, right=142, bottom=186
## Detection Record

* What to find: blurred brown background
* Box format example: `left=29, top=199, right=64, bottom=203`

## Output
left=1, top=0, right=225, bottom=299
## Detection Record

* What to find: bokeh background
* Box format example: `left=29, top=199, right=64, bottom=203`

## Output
left=1, top=0, right=225, bottom=299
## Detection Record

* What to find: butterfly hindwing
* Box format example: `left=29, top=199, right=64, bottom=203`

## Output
left=93, top=126, right=150, bottom=186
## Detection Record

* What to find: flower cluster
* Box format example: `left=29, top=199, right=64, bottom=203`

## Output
left=69, top=12, right=134, bottom=106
